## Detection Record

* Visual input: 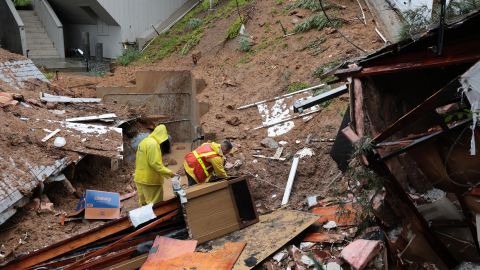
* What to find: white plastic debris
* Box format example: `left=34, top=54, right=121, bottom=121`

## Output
left=129, top=203, right=156, bottom=227
left=252, top=159, right=258, bottom=164
left=272, top=194, right=277, bottom=198
left=323, top=220, right=337, bottom=229
left=273, top=250, right=287, bottom=262
left=295, top=140, right=301, bottom=144
left=326, top=262, right=343, bottom=270
left=300, top=242, right=315, bottom=250
left=307, top=195, right=318, bottom=208
left=53, top=137, right=66, bottom=147
left=279, top=140, right=288, bottom=145
left=296, top=147, right=315, bottom=158
left=301, top=255, right=315, bottom=267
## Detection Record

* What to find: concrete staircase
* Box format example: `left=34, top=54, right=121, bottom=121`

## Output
left=17, top=10, right=60, bottom=59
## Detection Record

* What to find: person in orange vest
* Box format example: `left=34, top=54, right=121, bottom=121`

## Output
left=183, top=140, right=233, bottom=186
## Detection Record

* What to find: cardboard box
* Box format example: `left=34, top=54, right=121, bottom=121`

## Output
left=76, top=190, right=120, bottom=220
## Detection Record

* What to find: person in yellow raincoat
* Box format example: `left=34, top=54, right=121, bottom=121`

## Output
left=183, top=141, right=233, bottom=186
left=134, top=125, right=175, bottom=206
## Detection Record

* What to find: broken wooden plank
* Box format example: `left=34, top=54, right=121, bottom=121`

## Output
left=356, top=53, right=480, bottom=77
left=272, top=147, right=284, bottom=159
left=65, top=113, right=117, bottom=122
left=41, top=128, right=60, bottom=142
left=281, top=156, right=300, bottom=206
left=208, top=209, right=318, bottom=270
left=373, top=79, right=460, bottom=144
left=2, top=200, right=179, bottom=270
left=65, top=210, right=180, bottom=269
left=40, top=93, right=101, bottom=103
left=141, top=236, right=197, bottom=269
left=303, top=232, right=345, bottom=243
left=144, top=242, right=246, bottom=270
left=353, top=78, right=365, bottom=137
left=237, top=84, right=325, bottom=110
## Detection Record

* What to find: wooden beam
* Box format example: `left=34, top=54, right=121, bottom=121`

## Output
left=65, top=210, right=179, bottom=269
left=353, top=78, right=365, bottom=137
left=365, top=153, right=458, bottom=268
left=3, top=200, right=179, bottom=270
left=356, top=53, right=480, bottom=77
left=372, top=79, right=460, bottom=144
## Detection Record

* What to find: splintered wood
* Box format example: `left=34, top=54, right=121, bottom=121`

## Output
left=208, top=209, right=319, bottom=270
left=141, top=238, right=245, bottom=270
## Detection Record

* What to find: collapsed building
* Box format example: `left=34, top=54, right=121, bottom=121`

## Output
left=330, top=9, right=480, bottom=269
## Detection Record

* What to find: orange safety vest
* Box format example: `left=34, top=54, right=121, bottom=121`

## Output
left=185, top=143, right=220, bottom=183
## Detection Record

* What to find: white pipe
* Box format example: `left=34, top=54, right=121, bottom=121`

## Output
left=237, top=83, right=326, bottom=110
left=253, top=109, right=321, bottom=130
left=281, top=156, right=300, bottom=205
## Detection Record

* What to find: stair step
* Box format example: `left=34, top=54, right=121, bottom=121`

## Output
left=25, top=32, right=50, bottom=39
left=25, top=28, right=47, bottom=35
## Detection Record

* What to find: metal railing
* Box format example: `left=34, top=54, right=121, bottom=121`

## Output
left=33, top=0, right=64, bottom=58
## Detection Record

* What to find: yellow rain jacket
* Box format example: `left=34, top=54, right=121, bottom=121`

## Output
left=134, top=125, right=173, bottom=186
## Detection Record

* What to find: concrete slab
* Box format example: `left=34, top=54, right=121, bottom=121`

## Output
left=32, top=58, right=86, bottom=72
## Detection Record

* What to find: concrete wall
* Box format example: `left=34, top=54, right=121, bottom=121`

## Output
left=98, top=0, right=189, bottom=42
left=0, top=0, right=26, bottom=55
left=64, top=23, right=121, bottom=59
left=33, top=0, right=65, bottom=57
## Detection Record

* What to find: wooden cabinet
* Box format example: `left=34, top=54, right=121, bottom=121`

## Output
left=183, top=176, right=259, bottom=243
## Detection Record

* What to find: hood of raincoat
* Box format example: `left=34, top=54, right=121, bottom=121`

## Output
left=149, top=125, right=169, bottom=145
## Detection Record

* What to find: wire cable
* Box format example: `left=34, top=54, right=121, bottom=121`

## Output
left=317, top=0, right=367, bottom=53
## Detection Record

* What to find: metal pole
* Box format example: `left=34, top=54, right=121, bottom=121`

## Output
left=281, top=156, right=300, bottom=205
left=437, top=0, right=446, bottom=56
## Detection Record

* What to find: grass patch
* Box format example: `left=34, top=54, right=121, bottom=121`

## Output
left=187, top=18, right=202, bottom=30
left=144, top=0, right=251, bottom=62
left=201, top=0, right=218, bottom=10
left=313, top=60, right=341, bottom=78
left=276, top=0, right=284, bottom=5
left=225, top=16, right=244, bottom=41
left=287, top=82, right=310, bottom=93
left=294, top=13, right=342, bottom=33
left=117, top=48, right=142, bottom=66
left=287, top=0, right=341, bottom=11
left=43, top=71, right=55, bottom=81
left=301, top=37, right=326, bottom=51
left=238, top=55, right=252, bottom=64
left=13, top=0, right=31, bottom=7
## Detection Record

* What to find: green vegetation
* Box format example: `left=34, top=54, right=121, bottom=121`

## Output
left=288, top=0, right=321, bottom=11
left=225, top=16, right=244, bottom=41
left=144, top=0, right=251, bottom=62
left=294, top=13, right=342, bottom=33
left=187, top=18, right=202, bottom=30
left=276, top=0, right=284, bottom=5
left=287, top=82, right=310, bottom=93
left=201, top=0, right=218, bottom=10
left=43, top=71, right=55, bottom=81
left=287, top=0, right=341, bottom=11
left=301, top=37, right=326, bottom=51
left=312, top=60, right=341, bottom=78
left=238, top=55, right=252, bottom=64
left=13, top=0, right=31, bottom=7
left=117, top=48, right=142, bottom=66
left=400, top=0, right=480, bottom=39
left=239, top=36, right=252, bottom=52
